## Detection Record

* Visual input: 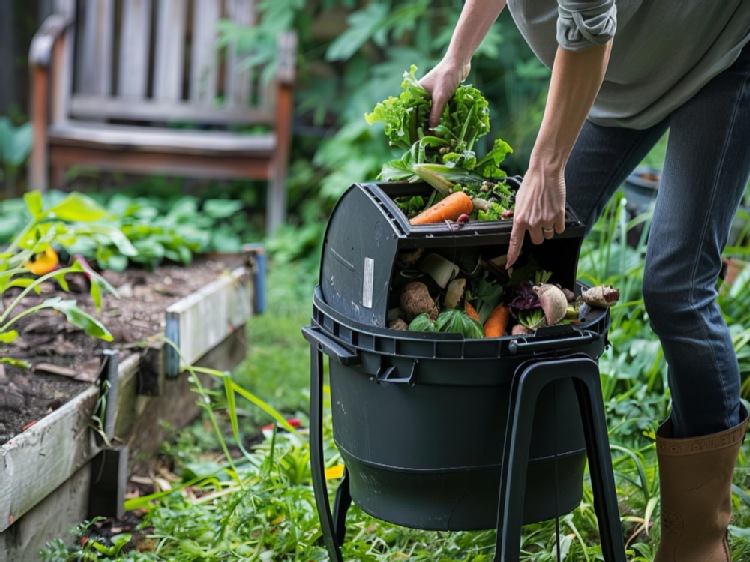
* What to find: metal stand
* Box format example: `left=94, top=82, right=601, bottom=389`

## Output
left=305, top=327, right=626, bottom=562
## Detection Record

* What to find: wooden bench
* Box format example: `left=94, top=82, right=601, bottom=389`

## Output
left=29, top=0, right=296, bottom=234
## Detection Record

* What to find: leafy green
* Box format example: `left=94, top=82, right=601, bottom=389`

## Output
left=364, top=65, right=432, bottom=151
left=434, top=309, right=485, bottom=338
left=366, top=65, right=516, bottom=220
left=408, top=312, right=437, bottom=332
left=408, top=309, right=484, bottom=338
left=477, top=202, right=507, bottom=221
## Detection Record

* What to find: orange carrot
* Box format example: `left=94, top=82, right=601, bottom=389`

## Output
left=410, top=191, right=474, bottom=225
left=464, top=302, right=480, bottom=322
left=484, top=304, right=510, bottom=338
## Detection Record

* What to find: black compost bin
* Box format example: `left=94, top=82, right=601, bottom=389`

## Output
left=305, top=181, right=626, bottom=562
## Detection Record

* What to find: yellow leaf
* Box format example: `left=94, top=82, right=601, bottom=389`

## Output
left=325, top=463, right=345, bottom=481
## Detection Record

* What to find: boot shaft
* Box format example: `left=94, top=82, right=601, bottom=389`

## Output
left=654, top=408, right=748, bottom=562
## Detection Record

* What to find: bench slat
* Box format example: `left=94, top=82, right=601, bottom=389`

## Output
left=68, top=96, right=274, bottom=124
left=154, top=0, right=187, bottom=101
left=49, top=122, right=276, bottom=154
left=225, top=0, right=255, bottom=108
left=119, top=0, right=152, bottom=99
left=191, top=0, right=220, bottom=104
left=76, top=0, right=113, bottom=96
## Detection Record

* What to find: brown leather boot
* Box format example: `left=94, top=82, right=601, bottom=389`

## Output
left=654, top=409, right=748, bottom=562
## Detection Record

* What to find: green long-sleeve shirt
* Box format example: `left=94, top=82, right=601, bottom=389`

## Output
left=507, top=0, right=750, bottom=129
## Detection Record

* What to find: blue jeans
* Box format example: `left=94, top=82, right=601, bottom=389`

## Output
left=565, top=41, right=750, bottom=438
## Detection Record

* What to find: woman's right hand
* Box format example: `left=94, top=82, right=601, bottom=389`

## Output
left=420, top=59, right=472, bottom=129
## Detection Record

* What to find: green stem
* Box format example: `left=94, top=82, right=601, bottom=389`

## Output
left=0, top=265, right=75, bottom=326
left=0, top=301, right=54, bottom=334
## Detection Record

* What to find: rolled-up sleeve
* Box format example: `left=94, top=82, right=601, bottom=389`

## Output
left=557, top=1, right=617, bottom=51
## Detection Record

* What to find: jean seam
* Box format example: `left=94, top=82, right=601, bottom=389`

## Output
left=688, top=66, right=750, bottom=425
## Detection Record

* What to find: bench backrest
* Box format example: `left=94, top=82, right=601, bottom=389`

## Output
left=53, top=0, right=292, bottom=126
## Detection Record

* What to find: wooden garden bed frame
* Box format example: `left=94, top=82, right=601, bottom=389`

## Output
left=0, top=258, right=262, bottom=561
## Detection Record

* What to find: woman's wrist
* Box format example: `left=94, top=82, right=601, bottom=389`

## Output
left=528, top=146, right=568, bottom=176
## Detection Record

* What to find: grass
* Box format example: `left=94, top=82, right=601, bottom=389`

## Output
left=41, top=193, right=750, bottom=561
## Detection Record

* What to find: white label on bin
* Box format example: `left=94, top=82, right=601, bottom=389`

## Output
left=363, top=257, right=374, bottom=308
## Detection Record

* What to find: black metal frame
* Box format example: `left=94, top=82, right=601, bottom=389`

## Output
left=305, top=327, right=627, bottom=562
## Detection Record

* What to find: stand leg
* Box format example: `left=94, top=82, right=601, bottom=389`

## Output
left=494, top=355, right=626, bottom=562
left=309, top=344, right=344, bottom=561
left=333, top=469, right=352, bottom=543
left=571, top=375, right=626, bottom=562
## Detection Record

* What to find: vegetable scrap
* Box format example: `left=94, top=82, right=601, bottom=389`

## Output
left=388, top=248, right=620, bottom=339
left=365, top=65, right=516, bottom=224
left=410, top=191, right=473, bottom=225
left=582, top=285, right=620, bottom=308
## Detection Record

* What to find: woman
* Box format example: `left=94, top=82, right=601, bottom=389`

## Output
left=421, top=1, right=750, bottom=560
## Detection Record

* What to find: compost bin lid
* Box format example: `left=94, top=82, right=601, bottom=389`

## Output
left=319, top=180, right=588, bottom=328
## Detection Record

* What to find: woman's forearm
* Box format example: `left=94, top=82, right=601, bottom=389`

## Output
left=443, top=0, right=507, bottom=67
left=530, top=42, right=612, bottom=171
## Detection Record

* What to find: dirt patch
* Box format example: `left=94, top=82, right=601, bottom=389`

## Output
left=0, top=255, right=248, bottom=445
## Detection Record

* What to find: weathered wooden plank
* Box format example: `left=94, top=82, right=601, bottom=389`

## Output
left=0, top=465, right=91, bottom=562
left=191, top=0, right=220, bottom=104
left=76, top=0, right=114, bottom=96
left=52, top=0, right=76, bottom=124
left=0, top=386, right=100, bottom=533
left=68, top=96, right=273, bottom=123
left=119, top=0, right=151, bottom=99
left=154, top=0, right=187, bottom=101
left=120, top=328, right=247, bottom=474
left=164, top=266, right=254, bottom=376
left=49, top=122, right=275, bottom=153
left=49, top=144, right=274, bottom=179
left=225, top=0, right=255, bottom=107
left=0, top=354, right=140, bottom=533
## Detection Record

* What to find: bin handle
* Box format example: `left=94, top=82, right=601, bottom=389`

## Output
left=374, top=360, right=417, bottom=386
left=507, top=330, right=596, bottom=354
left=302, top=325, right=360, bottom=365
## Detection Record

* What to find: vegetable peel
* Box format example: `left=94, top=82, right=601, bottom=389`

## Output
left=534, top=283, right=568, bottom=326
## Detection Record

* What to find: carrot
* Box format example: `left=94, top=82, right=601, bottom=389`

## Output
left=464, top=302, right=480, bottom=322
left=410, top=191, right=474, bottom=225
left=483, top=304, right=510, bottom=338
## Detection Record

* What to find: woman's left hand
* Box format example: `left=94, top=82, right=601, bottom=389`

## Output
left=506, top=161, right=567, bottom=268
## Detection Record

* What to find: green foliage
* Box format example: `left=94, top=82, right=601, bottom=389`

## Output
left=408, top=309, right=485, bottom=338
left=0, top=192, right=119, bottom=362
left=0, top=190, right=261, bottom=271
left=215, top=0, right=549, bottom=234
left=0, top=116, right=32, bottom=195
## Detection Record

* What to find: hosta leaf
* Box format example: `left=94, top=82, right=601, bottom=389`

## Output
left=46, top=193, right=109, bottom=222
left=24, top=191, right=44, bottom=219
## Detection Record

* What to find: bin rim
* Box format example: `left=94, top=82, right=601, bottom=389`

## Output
left=311, top=284, right=610, bottom=363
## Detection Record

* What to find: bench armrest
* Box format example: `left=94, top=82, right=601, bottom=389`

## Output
left=29, top=13, right=72, bottom=67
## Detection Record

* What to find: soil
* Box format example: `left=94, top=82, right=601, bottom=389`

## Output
left=0, top=254, right=248, bottom=445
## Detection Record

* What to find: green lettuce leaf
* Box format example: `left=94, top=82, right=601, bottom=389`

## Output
left=434, top=309, right=485, bottom=339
